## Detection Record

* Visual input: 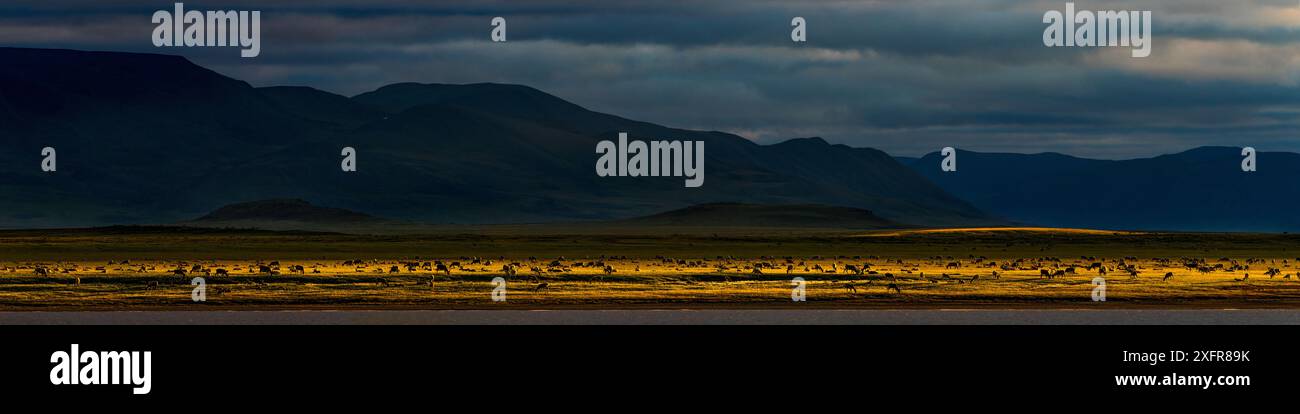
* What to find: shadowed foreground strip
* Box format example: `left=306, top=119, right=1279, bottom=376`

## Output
left=1, top=309, right=1297, bottom=325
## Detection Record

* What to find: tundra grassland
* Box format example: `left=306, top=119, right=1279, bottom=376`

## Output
left=1, top=226, right=1299, bottom=310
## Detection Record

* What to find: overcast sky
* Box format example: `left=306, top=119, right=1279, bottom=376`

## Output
left=2, top=0, right=1298, bottom=158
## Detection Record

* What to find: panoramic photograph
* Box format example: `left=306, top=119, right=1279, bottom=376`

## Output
left=0, top=0, right=1295, bottom=401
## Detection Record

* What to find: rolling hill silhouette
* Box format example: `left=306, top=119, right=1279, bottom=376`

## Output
left=621, top=202, right=902, bottom=229
left=7, top=47, right=1292, bottom=232
left=192, top=199, right=378, bottom=223
left=906, top=148, right=1300, bottom=232
left=0, top=47, right=995, bottom=229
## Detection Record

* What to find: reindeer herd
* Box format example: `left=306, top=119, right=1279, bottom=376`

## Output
left=2, top=253, right=1297, bottom=300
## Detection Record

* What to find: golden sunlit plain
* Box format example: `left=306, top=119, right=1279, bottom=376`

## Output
left=2, top=226, right=1298, bottom=310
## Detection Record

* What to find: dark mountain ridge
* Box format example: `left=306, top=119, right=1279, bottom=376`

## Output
left=192, top=199, right=377, bottom=223
left=909, top=147, right=1300, bottom=232
left=0, top=47, right=997, bottom=229
left=622, top=202, right=902, bottom=229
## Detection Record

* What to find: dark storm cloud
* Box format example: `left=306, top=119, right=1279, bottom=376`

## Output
left=1, top=0, right=1297, bottom=158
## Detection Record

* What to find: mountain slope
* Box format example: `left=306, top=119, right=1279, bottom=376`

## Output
left=908, top=147, right=1300, bottom=231
left=192, top=199, right=378, bottom=223
left=257, top=86, right=384, bottom=129
left=0, top=47, right=343, bottom=227
left=622, top=202, right=902, bottom=229
left=346, top=82, right=994, bottom=225
left=0, top=47, right=998, bottom=228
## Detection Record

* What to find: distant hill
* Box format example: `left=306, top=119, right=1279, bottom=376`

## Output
left=893, top=156, right=920, bottom=166
left=621, top=202, right=903, bottom=229
left=908, top=147, right=1300, bottom=232
left=191, top=199, right=378, bottom=223
left=0, top=225, right=336, bottom=237
left=0, top=47, right=999, bottom=228
left=257, top=86, right=384, bottom=128
left=184, top=199, right=397, bottom=234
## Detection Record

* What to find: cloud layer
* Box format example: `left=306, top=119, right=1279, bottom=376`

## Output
left=2, top=0, right=1297, bottom=158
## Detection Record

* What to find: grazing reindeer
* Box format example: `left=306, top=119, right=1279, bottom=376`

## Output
left=1163, top=272, right=1174, bottom=282
left=843, top=283, right=857, bottom=293
left=946, top=262, right=960, bottom=269
left=534, top=282, right=549, bottom=291
left=215, top=268, right=229, bottom=276
left=886, top=283, right=902, bottom=294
